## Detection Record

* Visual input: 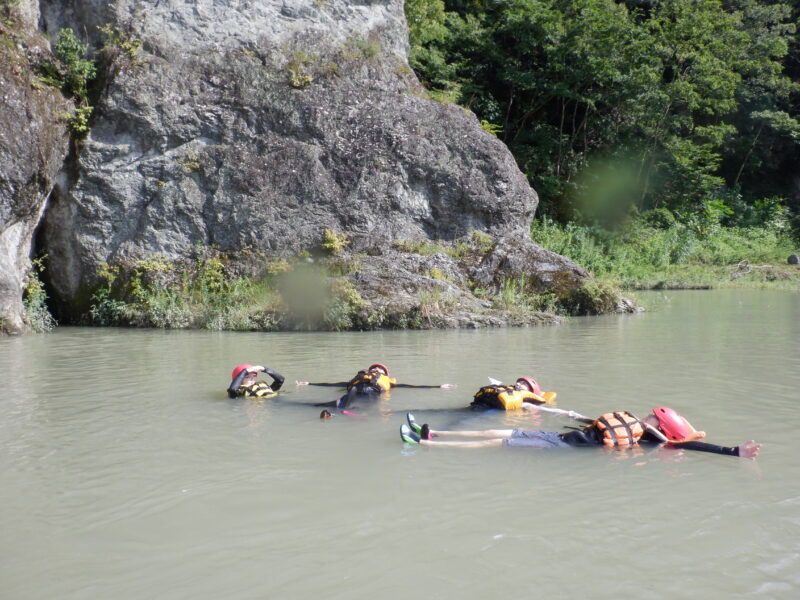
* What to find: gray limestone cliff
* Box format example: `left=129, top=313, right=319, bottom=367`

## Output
left=1, top=0, right=619, bottom=333
left=0, top=2, right=71, bottom=334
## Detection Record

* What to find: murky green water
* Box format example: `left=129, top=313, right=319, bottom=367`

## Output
left=1, top=290, right=798, bottom=599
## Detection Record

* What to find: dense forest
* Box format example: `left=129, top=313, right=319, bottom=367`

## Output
left=405, top=0, right=799, bottom=237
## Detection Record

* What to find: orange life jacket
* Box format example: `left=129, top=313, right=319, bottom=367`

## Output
left=591, top=411, right=645, bottom=448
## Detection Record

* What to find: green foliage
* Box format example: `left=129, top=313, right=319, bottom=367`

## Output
left=406, top=0, right=800, bottom=224
left=324, top=279, right=366, bottom=331
left=349, top=35, right=381, bottom=59
left=559, top=279, right=621, bottom=316
left=393, top=238, right=448, bottom=255
left=50, top=28, right=96, bottom=103
left=40, top=28, right=97, bottom=139
left=321, top=229, right=350, bottom=255
left=66, top=104, right=93, bottom=136
left=479, top=119, right=502, bottom=136
left=531, top=209, right=795, bottom=287
left=23, top=258, right=56, bottom=332
left=469, top=229, right=494, bottom=254
left=286, top=51, right=315, bottom=88
left=89, top=263, right=127, bottom=325
left=86, top=250, right=376, bottom=331
left=427, top=85, right=461, bottom=104
left=426, top=266, right=452, bottom=281
left=97, top=23, right=142, bottom=62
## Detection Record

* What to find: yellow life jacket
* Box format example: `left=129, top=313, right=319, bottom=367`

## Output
left=238, top=380, right=278, bottom=399
left=591, top=411, right=645, bottom=448
left=471, top=385, right=545, bottom=411
left=347, top=370, right=396, bottom=393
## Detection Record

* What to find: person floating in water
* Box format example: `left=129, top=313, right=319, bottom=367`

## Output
left=399, top=377, right=556, bottom=428
left=470, top=376, right=556, bottom=411
left=400, top=406, right=761, bottom=459
left=227, top=364, right=285, bottom=399
left=298, top=363, right=455, bottom=411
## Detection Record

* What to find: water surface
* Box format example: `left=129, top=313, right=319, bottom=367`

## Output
left=1, top=290, right=798, bottom=599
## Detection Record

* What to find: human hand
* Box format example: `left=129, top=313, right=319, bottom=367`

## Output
left=738, top=440, right=761, bottom=459
left=247, top=365, right=265, bottom=373
left=295, top=380, right=309, bottom=386
left=440, top=383, right=457, bottom=389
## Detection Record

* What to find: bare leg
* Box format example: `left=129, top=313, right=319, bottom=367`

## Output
left=428, top=428, right=514, bottom=439
left=421, top=438, right=505, bottom=449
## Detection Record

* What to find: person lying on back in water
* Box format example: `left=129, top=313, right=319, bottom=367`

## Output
left=298, top=363, right=455, bottom=410
left=227, top=364, right=285, bottom=399
left=470, top=376, right=556, bottom=411
left=400, top=406, right=761, bottom=459
left=400, top=377, right=555, bottom=422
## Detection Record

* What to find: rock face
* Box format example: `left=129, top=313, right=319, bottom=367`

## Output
left=0, top=6, right=71, bottom=334
left=36, top=0, right=547, bottom=319
left=0, top=0, right=610, bottom=330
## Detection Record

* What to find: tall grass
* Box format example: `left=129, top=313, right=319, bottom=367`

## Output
left=531, top=213, right=797, bottom=288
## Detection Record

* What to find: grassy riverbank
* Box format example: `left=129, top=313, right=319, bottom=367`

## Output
left=531, top=213, right=800, bottom=292
left=23, top=217, right=798, bottom=333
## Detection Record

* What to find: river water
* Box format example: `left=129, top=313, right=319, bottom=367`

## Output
left=1, top=290, right=798, bottom=599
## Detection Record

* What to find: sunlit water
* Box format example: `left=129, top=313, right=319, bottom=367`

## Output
left=1, top=290, right=798, bottom=599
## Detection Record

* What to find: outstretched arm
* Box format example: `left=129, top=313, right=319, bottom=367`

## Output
left=394, top=383, right=457, bottom=389
left=669, top=439, right=761, bottom=459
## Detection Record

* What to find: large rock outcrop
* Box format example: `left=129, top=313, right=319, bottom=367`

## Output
left=0, top=0, right=616, bottom=331
left=0, top=5, right=71, bottom=334
left=36, top=0, right=554, bottom=319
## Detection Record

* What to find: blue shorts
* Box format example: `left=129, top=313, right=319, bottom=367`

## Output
left=503, top=430, right=570, bottom=448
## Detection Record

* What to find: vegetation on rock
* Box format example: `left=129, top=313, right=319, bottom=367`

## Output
left=40, top=28, right=96, bottom=137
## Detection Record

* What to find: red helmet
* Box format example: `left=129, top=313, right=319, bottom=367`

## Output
left=368, top=363, right=389, bottom=376
left=516, top=377, right=541, bottom=395
left=231, top=364, right=253, bottom=380
left=652, top=407, right=690, bottom=441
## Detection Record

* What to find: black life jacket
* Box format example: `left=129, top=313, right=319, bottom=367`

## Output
left=347, top=370, right=384, bottom=394
left=471, top=384, right=520, bottom=410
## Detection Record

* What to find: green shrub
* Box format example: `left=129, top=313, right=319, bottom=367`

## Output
left=321, top=229, right=350, bottom=255
left=23, top=258, right=56, bottom=332
left=51, top=28, right=96, bottom=102
left=66, top=105, right=93, bottom=136
left=286, top=51, right=316, bottom=88
left=97, top=23, right=142, bottom=62
left=558, top=280, right=621, bottom=316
